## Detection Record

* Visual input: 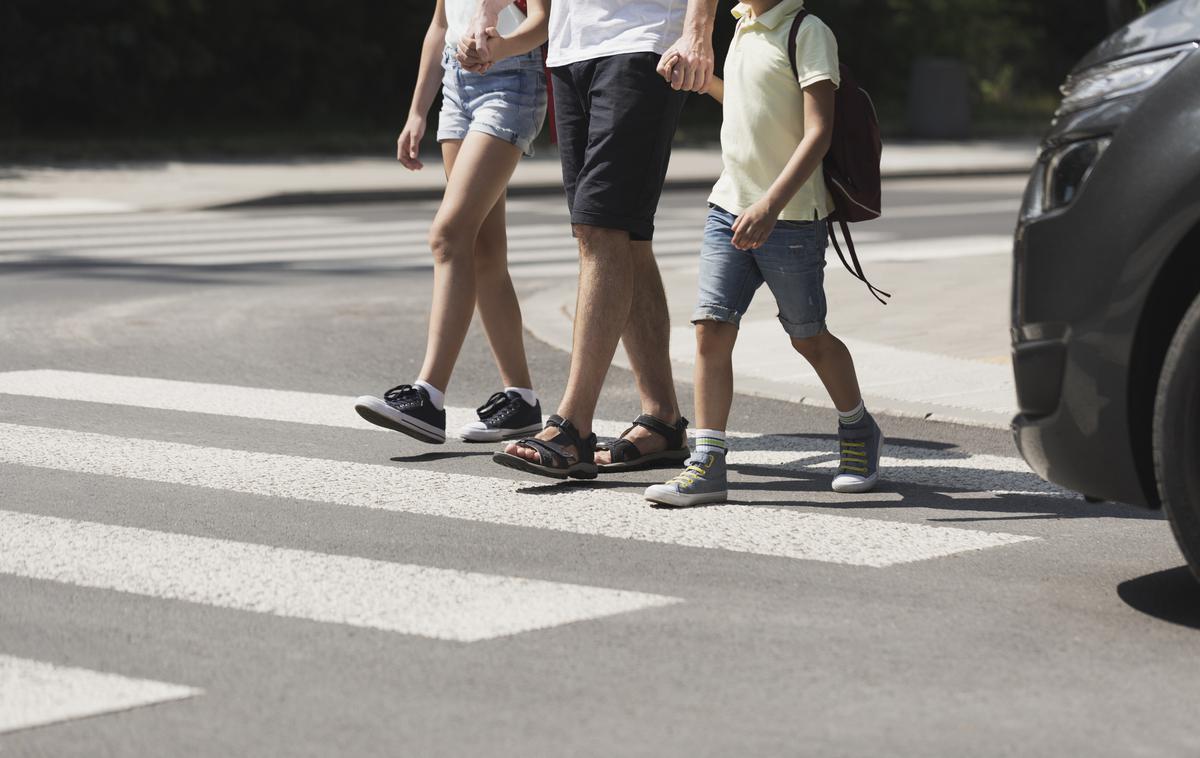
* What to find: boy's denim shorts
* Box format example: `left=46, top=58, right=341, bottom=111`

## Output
left=437, top=47, right=547, bottom=157
left=691, top=205, right=829, bottom=339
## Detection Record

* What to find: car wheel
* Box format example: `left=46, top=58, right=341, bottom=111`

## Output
left=1155, top=291, right=1200, bottom=580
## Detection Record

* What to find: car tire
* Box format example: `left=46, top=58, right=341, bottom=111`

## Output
left=1155, top=291, right=1200, bottom=581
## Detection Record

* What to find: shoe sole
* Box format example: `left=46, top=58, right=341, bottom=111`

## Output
left=596, top=448, right=692, bottom=472
left=354, top=396, right=446, bottom=445
left=459, top=422, right=544, bottom=443
left=831, top=433, right=884, bottom=493
left=492, top=451, right=598, bottom=480
left=644, top=487, right=728, bottom=508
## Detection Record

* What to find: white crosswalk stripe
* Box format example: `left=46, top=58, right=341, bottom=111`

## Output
left=0, top=510, right=677, bottom=642
left=0, top=655, right=198, bottom=735
left=0, top=208, right=996, bottom=271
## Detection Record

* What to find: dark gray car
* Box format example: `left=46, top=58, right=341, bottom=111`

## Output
left=1012, top=0, right=1200, bottom=574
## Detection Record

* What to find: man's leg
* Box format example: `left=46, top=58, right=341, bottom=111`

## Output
left=594, top=240, right=680, bottom=463
left=504, top=225, right=633, bottom=461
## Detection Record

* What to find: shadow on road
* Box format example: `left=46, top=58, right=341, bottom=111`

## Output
left=1118, top=566, right=1200, bottom=629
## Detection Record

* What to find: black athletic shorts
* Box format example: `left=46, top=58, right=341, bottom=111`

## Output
left=551, top=52, right=688, bottom=241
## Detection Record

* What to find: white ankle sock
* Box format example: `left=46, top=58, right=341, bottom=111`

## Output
left=838, top=400, right=866, bottom=426
left=505, top=387, right=537, bottom=407
left=692, top=428, right=728, bottom=455
left=414, top=380, right=444, bottom=411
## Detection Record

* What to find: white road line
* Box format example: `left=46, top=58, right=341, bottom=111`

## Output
left=0, top=370, right=1065, bottom=497
left=879, top=200, right=1018, bottom=219
left=0, top=215, right=348, bottom=244
left=854, top=235, right=1012, bottom=262
left=0, top=199, right=137, bottom=218
left=0, top=655, right=198, bottom=735
left=0, top=422, right=1035, bottom=566
left=0, top=510, right=676, bottom=642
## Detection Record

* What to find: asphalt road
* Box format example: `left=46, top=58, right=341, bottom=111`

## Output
left=2, top=180, right=1199, bottom=757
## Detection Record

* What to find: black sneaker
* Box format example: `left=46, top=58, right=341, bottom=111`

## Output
left=354, top=384, right=446, bottom=444
left=458, top=390, right=542, bottom=443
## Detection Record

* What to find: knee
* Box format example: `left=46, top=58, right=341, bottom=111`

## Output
left=428, top=223, right=474, bottom=266
left=574, top=224, right=626, bottom=257
left=695, top=321, right=736, bottom=358
left=790, top=332, right=831, bottom=361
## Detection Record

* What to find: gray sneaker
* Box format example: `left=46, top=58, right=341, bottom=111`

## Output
left=832, top=412, right=884, bottom=493
left=644, top=452, right=728, bottom=507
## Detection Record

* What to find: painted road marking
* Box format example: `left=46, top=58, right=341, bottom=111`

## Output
left=0, top=511, right=676, bottom=642
left=0, top=370, right=1065, bottom=497
left=0, top=655, right=197, bottom=735
left=0, top=422, right=1036, bottom=567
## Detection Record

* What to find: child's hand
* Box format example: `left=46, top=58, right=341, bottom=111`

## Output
left=457, top=28, right=500, bottom=72
left=730, top=198, right=780, bottom=250
left=397, top=116, right=426, bottom=171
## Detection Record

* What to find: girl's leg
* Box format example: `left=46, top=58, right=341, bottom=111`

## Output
left=693, top=320, right=739, bottom=431
left=472, top=193, right=533, bottom=389
left=417, top=132, right=523, bottom=392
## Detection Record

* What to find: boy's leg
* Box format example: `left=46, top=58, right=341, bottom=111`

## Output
left=472, top=192, right=533, bottom=391
left=416, top=132, right=523, bottom=393
left=789, top=331, right=863, bottom=412
left=694, top=320, right=739, bottom=430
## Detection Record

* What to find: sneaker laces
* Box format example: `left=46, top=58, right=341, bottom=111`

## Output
left=838, top=439, right=869, bottom=475
left=382, top=384, right=422, bottom=404
left=476, top=392, right=510, bottom=420
left=667, top=456, right=711, bottom=488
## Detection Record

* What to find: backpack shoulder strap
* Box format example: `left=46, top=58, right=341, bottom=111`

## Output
left=787, top=9, right=810, bottom=83
left=829, top=221, right=892, bottom=305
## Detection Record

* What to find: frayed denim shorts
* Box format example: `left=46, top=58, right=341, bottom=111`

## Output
left=437, top=47, right=547, bottom=157
left=691, top=204, right=829, bottom=339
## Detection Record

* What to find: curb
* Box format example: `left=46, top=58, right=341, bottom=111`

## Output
left=207, top=167, right=1033, bottom=211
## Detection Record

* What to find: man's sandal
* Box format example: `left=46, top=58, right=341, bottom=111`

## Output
left=597, top=414, right=690, bottom=472
left=492, top=414, right=598, bottom=480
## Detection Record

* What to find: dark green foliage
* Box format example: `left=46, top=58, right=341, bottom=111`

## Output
left=0, top=0, right=1168, bottom=143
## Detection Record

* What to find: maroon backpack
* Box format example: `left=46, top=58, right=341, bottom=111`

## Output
left=789, top=10, right=890, bottom=304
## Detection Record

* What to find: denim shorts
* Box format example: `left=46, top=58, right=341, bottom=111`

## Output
left=437, top=47, right=547, bottom=157
left=691, top=205, right=829, bottom=339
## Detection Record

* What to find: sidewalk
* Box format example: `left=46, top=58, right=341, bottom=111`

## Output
left=0, top=140, right=1036, bottom=217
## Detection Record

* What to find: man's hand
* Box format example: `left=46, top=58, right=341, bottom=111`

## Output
left=464, top=1, right=502, bottom=62
left=730, top=198, right=780, bottom=250
left=457, top=27, right=500, bottom=72
left=656, top=32, right=715, bottom=92
left=396, top=116, right=427, bottom=171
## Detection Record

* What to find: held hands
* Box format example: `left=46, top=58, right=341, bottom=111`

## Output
left=656, top=32, right=715, bottom=92
left=396, top=116, right=426, bottom=171
left=457, top=27, right=501, bottom=73
left=730, top=198, right=780, bottom=250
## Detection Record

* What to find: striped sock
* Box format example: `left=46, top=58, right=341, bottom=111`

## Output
left=692, top=429, right=728, bottom=456
left=838, top=400, right=866, bottom=427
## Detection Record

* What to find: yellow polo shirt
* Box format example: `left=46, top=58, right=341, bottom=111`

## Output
left=708, top=0, right=840, bottom=221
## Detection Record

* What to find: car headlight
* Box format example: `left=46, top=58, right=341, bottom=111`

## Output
left=1020, top=137, right=1112, bottom=221
left=1058, top=42, right=1197, bottom=116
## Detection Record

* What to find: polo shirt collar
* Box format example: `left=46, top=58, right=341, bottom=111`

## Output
left=731, top=0, right=805, bottom=30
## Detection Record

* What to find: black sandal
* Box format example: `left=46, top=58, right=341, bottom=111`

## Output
left=597, top=414, right=690, bottom=472
left=492, top=414, right=598, bottom=480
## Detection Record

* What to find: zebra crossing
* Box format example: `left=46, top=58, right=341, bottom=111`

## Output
left=0, top=367, right=1051, bottom=735
left=0, top=203, right=1010, bottom=275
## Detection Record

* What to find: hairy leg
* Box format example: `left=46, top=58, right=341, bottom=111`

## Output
left=504, top=225, right=634, bottom=461
left=790, top=330, right=863, bottom=412
left=693, top=320, right=739, bottom=431
left=472, top=193, right=533, bottom=390
left=416, top=132, right=522, bottom=392
left=594, top=239, right=681, bottom=462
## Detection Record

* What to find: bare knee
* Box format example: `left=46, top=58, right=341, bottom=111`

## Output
left=428, top=222, right=475, bottom=266
left=791, top=331, right=833, bottom=361
left=574, top=224, right=628, bottom=258
left=695, top=320, right=737, bottom=359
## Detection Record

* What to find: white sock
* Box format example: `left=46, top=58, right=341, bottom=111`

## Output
left=838, top=400, right=866, bottom=426
left=505, top=387, right=537, bottom=407
left=692, top=428, right=728, bottom=456
left=414, top=380, right=444, bottom=411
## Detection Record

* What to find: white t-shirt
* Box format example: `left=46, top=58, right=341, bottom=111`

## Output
left=547, top=0, right=687, bottom=67
left=445, top=0, right=525, bottom=50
